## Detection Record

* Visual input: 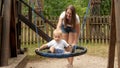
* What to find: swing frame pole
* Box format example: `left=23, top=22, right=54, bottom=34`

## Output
left=0, top=0, right=11, bottom=66
left=107, top=0, right=116, bottom=68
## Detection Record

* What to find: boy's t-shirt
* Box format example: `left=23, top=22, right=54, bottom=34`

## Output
left=46, top=39, right=69, bottom=51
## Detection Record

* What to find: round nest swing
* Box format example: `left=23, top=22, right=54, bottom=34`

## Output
left=35, top=46, right=87, bottom=58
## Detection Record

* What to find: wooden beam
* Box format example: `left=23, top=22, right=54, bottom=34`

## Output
left=114, top=0, right=120, bottom=68
left=0, top=0, right=11, bottom=66
left=107, top=0, right=116, bottom=68
left=19, top=0, right=56, bottom=29
left=18, top=14, right=52, bottom=42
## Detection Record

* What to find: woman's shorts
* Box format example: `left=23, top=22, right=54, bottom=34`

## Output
left=55, top=49, right=64, bottom=54
left=61, top=25, right=76, bottom=33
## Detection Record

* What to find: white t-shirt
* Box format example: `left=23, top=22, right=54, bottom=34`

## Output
left=59, top=11, right=80, bottom=25
left=46, top=39, right=69, bottom=51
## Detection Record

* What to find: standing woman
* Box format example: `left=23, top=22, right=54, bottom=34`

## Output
left=56, top=5, right=80, bottom=68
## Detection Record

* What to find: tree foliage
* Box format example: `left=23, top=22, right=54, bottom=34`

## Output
left=43, top=0, right=111, bottom=16
left=100, top=0, right=111, bottom=15
left=21, top=0, right=111, bottom=16
left=44, top=0, right=89, bottom=16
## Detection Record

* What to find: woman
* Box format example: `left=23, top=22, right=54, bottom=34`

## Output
left=56, top=5, right=80, bottom=68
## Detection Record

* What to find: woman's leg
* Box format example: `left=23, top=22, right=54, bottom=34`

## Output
left=62, top=33, right=69, bottom=42
left=67, top=32, right=76, bottom=66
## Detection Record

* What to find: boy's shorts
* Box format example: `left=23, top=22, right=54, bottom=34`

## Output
left=55, top=49, right=64, bottom=54
left=61, top=25, right=76, bottom=33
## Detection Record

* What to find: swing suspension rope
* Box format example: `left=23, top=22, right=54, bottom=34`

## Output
left=32, top=0, right=89, bottom=58
left=81, top=0, right=91, bottom=41
left=30, top=0, right=41, bottom=48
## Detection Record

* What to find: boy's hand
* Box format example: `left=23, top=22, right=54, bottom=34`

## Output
left=65, top=45, right=72, bottom=52
left=36, top=48, right=40, bottom=51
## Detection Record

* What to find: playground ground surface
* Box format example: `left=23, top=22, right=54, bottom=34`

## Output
left=25, top=54, right=118, bottom=68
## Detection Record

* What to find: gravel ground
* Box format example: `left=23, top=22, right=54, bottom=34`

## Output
left=25, top=55, right=118, bottom=68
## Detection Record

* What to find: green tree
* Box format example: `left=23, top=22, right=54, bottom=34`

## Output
left=100, top=0, right=111, bottom=15
left=44, top=0, right=89, bottom=16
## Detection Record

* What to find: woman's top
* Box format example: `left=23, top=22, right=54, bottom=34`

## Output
left=59, top=11, right=80, bottom=27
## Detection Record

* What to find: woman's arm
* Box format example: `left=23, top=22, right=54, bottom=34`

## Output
left=57, top=11, right=65, bottom=29
left=56, top=17, right=63, bottom=29
left=74, top=14, right=80, bottom=44
left=75, top=23, right=80, bottom=44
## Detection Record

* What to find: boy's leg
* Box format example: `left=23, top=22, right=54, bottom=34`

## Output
left=49, top=46, right=55, bottom=53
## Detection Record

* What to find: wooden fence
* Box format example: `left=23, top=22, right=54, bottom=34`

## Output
left=81, top=16, right=111, bottom=43
left=21, top=16, right=111, bottom=45
left=21, top=16, right=57, bottom=46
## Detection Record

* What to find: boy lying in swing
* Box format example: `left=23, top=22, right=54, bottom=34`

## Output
left=36, top=29, right=72, bottom=53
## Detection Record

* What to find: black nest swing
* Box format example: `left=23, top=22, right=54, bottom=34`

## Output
left=20, top=0, right=90, bottom=58
left=35, top=46, right=87, bottom=58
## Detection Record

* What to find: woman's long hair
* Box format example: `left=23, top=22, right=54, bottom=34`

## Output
left=64, top=5, right=76, bottom=29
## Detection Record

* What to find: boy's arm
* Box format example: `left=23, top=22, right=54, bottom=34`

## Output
left=37, top=44, right=48, bottom=51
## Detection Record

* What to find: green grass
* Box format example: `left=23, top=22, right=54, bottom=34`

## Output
left=82, top=43, right=109, bottom=58
left=21, top=44, right=46, bottom=61
left=22, top=43, right=109, bottom=61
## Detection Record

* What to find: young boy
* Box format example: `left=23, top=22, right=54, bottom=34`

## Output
left=37, top=29, right=72, bottom=53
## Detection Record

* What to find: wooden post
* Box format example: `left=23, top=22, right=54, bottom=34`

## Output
left=10, top=0, right=17, bottom=57
left=0, top=0, right=3, bottom=65
left=107, top=0, right=116, bottom=68
left=0, top=16, right=2, bottom=66
left=114, top=0, right=120, bottom=68
left=0, top=17, right=2, bottom=43
left=0, top=0, right=3, bottom=16
left=0, top=0, right=11, bottom=66
left=17, top=0, right=22, bottom=54
left=28, top=0, right=32, bottom=45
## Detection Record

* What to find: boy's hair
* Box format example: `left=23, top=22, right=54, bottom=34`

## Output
left=53, top=29, right=62, bottom=35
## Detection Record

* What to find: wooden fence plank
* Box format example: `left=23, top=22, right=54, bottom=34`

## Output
left=86, top=17, right=90, bottom=43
